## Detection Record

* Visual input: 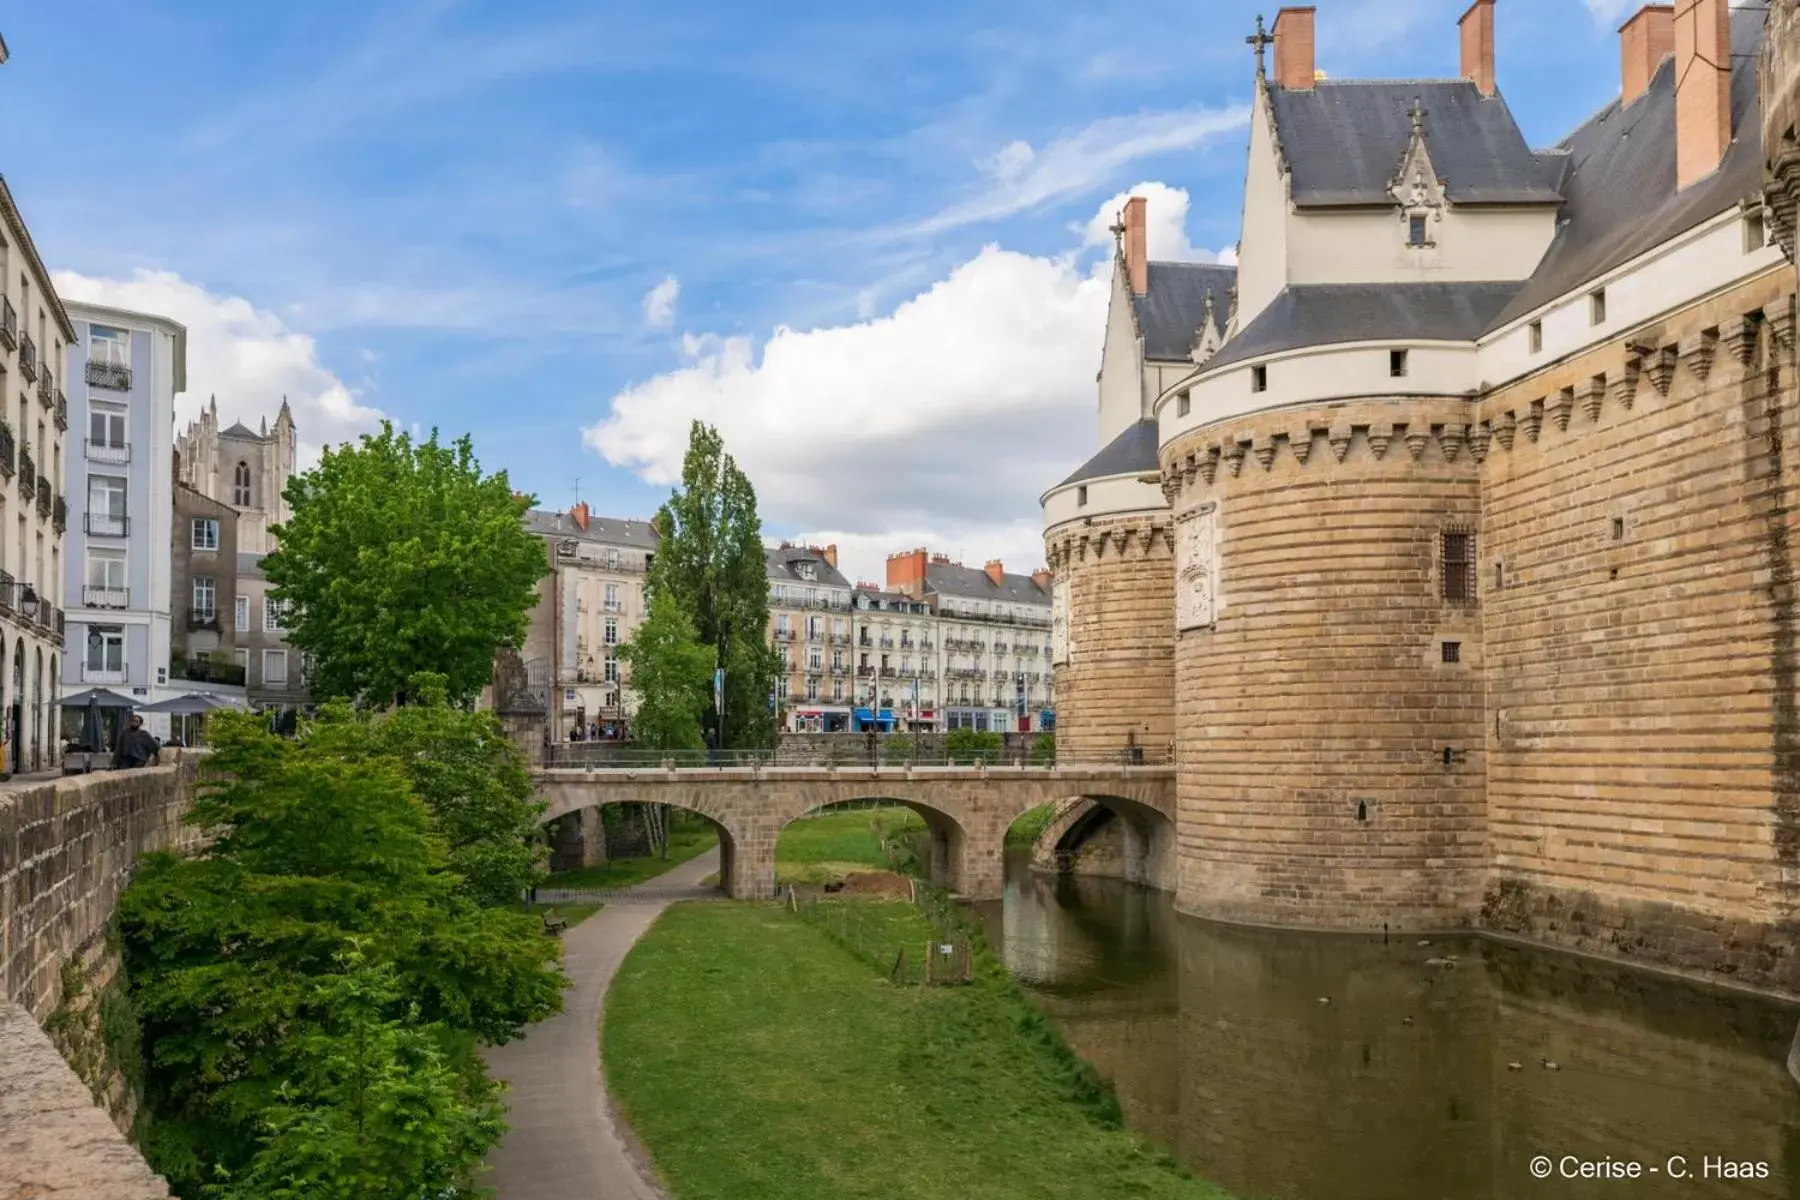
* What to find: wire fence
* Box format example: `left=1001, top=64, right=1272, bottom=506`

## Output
left=788, top=880, right=976, bottom=986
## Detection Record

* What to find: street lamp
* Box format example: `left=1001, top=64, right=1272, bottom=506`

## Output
left=0, top=582, right=39, bottom=620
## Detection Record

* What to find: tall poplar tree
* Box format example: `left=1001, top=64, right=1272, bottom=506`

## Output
left=646, top=422, right=781, bottom=750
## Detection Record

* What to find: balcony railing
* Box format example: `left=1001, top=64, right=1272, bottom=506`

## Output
left=35, top=480, right=50, bottom=518
left=36, top=370, right=51, bottom=409
left=17, top=333, right=35, bottom=383
left=85, top=512, right=129, bottom=537
left=188, top=608, right=220, bottom=631
left=52, top=496, right=65, bottom=533
left=85, top=439, right=129, bottom=464
left=171, top=657, right=246, bottom=687
left=602, top=600, right=622, bottom=613
left=83, top=585, right=129, bottom=609
left=879, top=637, right=894, bottom=648
left=0, top=426, right=13, bottom=478
left=53, top=391, right=66, bottom=432
left=17, top=448, right=32, bottom=493
left=86, top=359, right=131, bottom=391
left=0, top=297, right=15, bottom=351
left=856, top=666, right=875, bottom=677
left=830, top=632, right=850, bottom=645
left=773, top=629, right=795, bottom=642
left=81, top=664, right=128, bottom=686
left=54, top=607, right=64, bottom=645
left=0, top=567, right=13, bottom=611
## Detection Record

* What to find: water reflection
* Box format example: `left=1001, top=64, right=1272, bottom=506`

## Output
left=982, top=852, right=1800, bottom=1200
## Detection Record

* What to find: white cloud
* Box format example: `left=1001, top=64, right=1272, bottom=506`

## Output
left=587, top=245, right=1109, bottom=568
left=1081, top=181, right=1233, bottom=263
left=1582, top=0, right=1635, bottom=24
left=642, top=275, right=681, bottom=330
left=53, top=269, right=383, bottom=467
left=910, top=104, right=1249, bottom=235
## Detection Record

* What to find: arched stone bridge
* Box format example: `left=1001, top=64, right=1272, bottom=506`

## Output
left=531, top=764, right=1176, bottom=900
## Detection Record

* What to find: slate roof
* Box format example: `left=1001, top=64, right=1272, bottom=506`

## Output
left=220, top=421, right=266, bottom=441
left=766, top=545, right=851, bottom=590
left=1055, top=419, right=1160, bottom=489
left=1485, top=7, right=1766, bottom=331
left=1205, top=281, right=1523, bottom=371
left=1268, top=79, right=1566, bottom=207
left=1133, top=262, right=1236, bottom=361
left=525, top=509, right=659, bottom=547
left=926, top=561, right=1049, bottom=607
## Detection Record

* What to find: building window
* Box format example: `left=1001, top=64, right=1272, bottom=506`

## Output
left=192, top=577, right=216, bottom=620
left=235, top=595, right=249, bottom=630
left=604, top=656, right=619, bottom=683
left=808, top=648, right=822, bottom=670
left=89, top=405, right=126, bottom=455
left=191, top=517, right=219, bottom=551
left=604, top=582, right=620, bottom=612
left=89, top=325, right=129, bottom=366
left=1251, top=365, right=1268, bottom=393
left=776, top=612, right=789, bottom=635
left=806, top=678, right=819, bottom=702
left=808, top=616, right=822, bottom=640
left=1177, top=391, right=1191, bottom=418
left=1745, top=207, right=1767, bottom=254
left=233, top=648, right=249, bottom=673
left=263, top=649, right=288, bottom=686
left=1611, top=516, right=1626, bottom=541
left=233, top=460, right=252, bottom=507
left=1441, top=529, right=1476, bottom=603
left=264, top=596, right=289, bottom=631
left=833, top=681, right=843, bottom=702
left=1441, top=641, right=1461, bottom=664
left=605, top=547, right=620, bottom=570
left=604, top=617, right=618, bottom=646
left=1589, top=288, right=1606, bottom=326
left=88, top=475, right=127, bottom=533
left=1407, top=214, right=1428, bottom=246
left=85, top=626, right=124, bottom=673
left=1390, top=349, right=1409, bottom=378
left=1077, top=486, right=1088, bottom=507
left=1528, top=321, right=1542, bottom=353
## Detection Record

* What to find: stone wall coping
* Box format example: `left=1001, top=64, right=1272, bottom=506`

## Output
left=533, top=764, right=1175, bottom=785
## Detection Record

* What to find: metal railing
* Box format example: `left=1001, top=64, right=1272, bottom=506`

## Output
left=172, top=657, right=246, bottom=686
left=536, top=741, right=1162, bottom=770
left=0, top=426, right=13, bottom=477
left=86, top=359, right=131, bottom=390
left=81, top=664, right=128, bottom=686
left=52, top=496, right=65, bottom=533
left=17, top=448, right=32, bottom=493
left=53, top=391, right=66, bottom=432
left=188, top=608, right=220, bottom=630
left=85, top=439, right=129, bottom=464
left=35, top=478, right=49, bottom=517
left=83, top=584, right=129, bottom=609
left=0, top=297, right=15, bottom=350
left=37, top=370, right=52, bottom=408
left=18, top=332, right=35, bottom=382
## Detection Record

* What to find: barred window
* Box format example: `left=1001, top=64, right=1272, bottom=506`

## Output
left=1441, top=530, right=1476, bottom=603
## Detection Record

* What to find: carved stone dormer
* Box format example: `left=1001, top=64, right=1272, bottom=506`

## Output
left=1390, top=98, right=1447, bottom=247
left=1190, top=291, right=1224, bottom=365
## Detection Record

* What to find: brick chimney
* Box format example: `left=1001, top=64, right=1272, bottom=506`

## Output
left=1123, top=196, right=1148, bottom=297
left=569, top=501, right=590, bottom=532
left=1031, top=568, right=1052, bottom=590
left=1272, top=7, right=1316, bottom=90
left=1459, top=0, right=1495, bottom=97
left=1674, top=0, right=1731, bottom=191
left=818, top=543, right=838, bottom=569
left=1621, top=5, right=1674, bottom=107
left=984, top=560, right=1005, bottom=587
left=887, top=548, right=927, bottom=595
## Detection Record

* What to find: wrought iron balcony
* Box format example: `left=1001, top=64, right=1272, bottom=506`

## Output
left=17, top=332, right=35, bottom=383
left=53, top=391, right=66, bottom=432
left=35, top=479, right=50, bottom=518
left=0, top=426, right=13, bottom=478
left=52, top=496, right=65, bottom=533
left=773, top=629, right=795, bottom=642
left=85, top=512, right=129, bottom=537
left=0, top=297, right=15, bottom=351
left=857, top=666, right=875, bottom=677
left=83, top=585, right=130, bottom=609
left=188, top=608, right=220, bottom=631
left=17, top=448, right=33, bottom=495
left=54, top=607, right=64, bottom=645
left=85, top=439, right=129, bottom=464
left=85, top=359, right=131, bottom=391
left=172, top=657, right=246, bottom=687
left=879, top=637, right=894, bottom=648
left=0, top=567, right=13, bottom=611
left=36, top=370, right=51, bottom=408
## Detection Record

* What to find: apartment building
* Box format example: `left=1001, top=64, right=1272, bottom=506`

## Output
left=849, top=585, right=937, bottom=731
left=766, top=543, right=854, bottom=731
left=887, top=550, right=1054, bottom=732
left=60, top=302, right=183, bottom=718
left=522, top=503, right=658, bottom=738
left=0, top=178, right=69, bottom=773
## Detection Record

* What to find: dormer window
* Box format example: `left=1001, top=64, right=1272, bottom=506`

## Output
left=797, top=561, right=816, bottom=581
left=1407, top=214, right=1428, bottom=247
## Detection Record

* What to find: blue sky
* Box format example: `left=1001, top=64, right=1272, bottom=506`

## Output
left=3, top=0, right=1650, bottom=582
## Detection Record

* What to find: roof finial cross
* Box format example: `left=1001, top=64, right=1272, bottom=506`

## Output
left=1246, top=14, right=1272, bottom=80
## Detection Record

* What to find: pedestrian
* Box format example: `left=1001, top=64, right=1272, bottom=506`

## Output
left=588, top=721, right=599, bottom=741
left=111, top=714, right=161, bottom=770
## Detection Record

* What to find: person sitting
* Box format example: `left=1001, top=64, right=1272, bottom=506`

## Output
left=111, top=714, right=162, bottom=770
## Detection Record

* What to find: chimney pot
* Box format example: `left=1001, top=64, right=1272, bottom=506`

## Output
left=1123, top=196, right=1149, bottom=297
left=1272, top=7, right=1317, bottom=90
left=1620, top=5, right=1674, bottom=106
left=1459, top=0, right=1496, bottom=96
left=1031, top=568, right=1052, bottom=589
left=1673, top=0, right=1730, bottom=191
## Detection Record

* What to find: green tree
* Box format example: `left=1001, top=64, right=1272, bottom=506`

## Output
left=647, top=421, right=780, bottom=749
left=262, top=422, right=547, bottom=706
left=945, top=727, right=1004, bottom=765
left=117, top=710, right=563, bottom=1194
left=617, top=592, right=715, bottom=755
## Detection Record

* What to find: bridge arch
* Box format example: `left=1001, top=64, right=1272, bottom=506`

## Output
left=1029, top=794, right=1176, bottom=892
left=539, top=784, right=750, bottom=896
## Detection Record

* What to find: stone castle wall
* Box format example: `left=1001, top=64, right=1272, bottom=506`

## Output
left=1477, top=272, right=1800, bottom=992
left=1045, top=512, right=1177, bottom=764
left=1158, top=399, right=1489, bottom=930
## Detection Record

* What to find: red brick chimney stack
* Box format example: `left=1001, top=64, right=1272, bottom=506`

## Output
left=1123, top=196, right=1149, bottom=297
left=984, top=560, right=1005, bottom=587
left=1620, top=6, right=1675, bottom=106
left=1673, top=0, right=1731, bottom=191
left=569, top=501, right=590, bottom=532
left=1030, top=568, right=1052, bottom=590
left=886, top=548, right=928, bottom=594
left=1272, top=8, right=1317, bottom=90
left=1459, top=0, right=1496, bottom=96
left=818, top=543, right=838, bottom=569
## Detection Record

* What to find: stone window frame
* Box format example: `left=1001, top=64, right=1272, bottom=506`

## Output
left=1438, top=524, right=1477, bottom=606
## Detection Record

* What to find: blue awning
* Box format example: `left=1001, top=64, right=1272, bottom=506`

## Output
left=853, top=708, right=874, bottom=722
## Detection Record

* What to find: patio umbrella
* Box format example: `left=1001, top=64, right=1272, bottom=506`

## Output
left=59, top=687, right=133, bottom=754
left=135, top=694, right=233, bottom=715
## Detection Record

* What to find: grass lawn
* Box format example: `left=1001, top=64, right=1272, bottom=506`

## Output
left=1005, top=803, right=1058, bottom=847
left=543, top=817, right=718, bottom=890
left=604, top=903, right=1228, bottom=1200
left=775, top=806, right=924, bottom=885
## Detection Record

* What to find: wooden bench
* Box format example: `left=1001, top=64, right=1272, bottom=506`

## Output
left=541, top=909, right=568, bottom=935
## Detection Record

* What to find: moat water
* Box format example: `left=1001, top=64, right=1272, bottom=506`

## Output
left=977, top=853, right=1800, bottom=1200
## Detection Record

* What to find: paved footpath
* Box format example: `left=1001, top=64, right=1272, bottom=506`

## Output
left=482, top=849, right=723, bottom=1200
